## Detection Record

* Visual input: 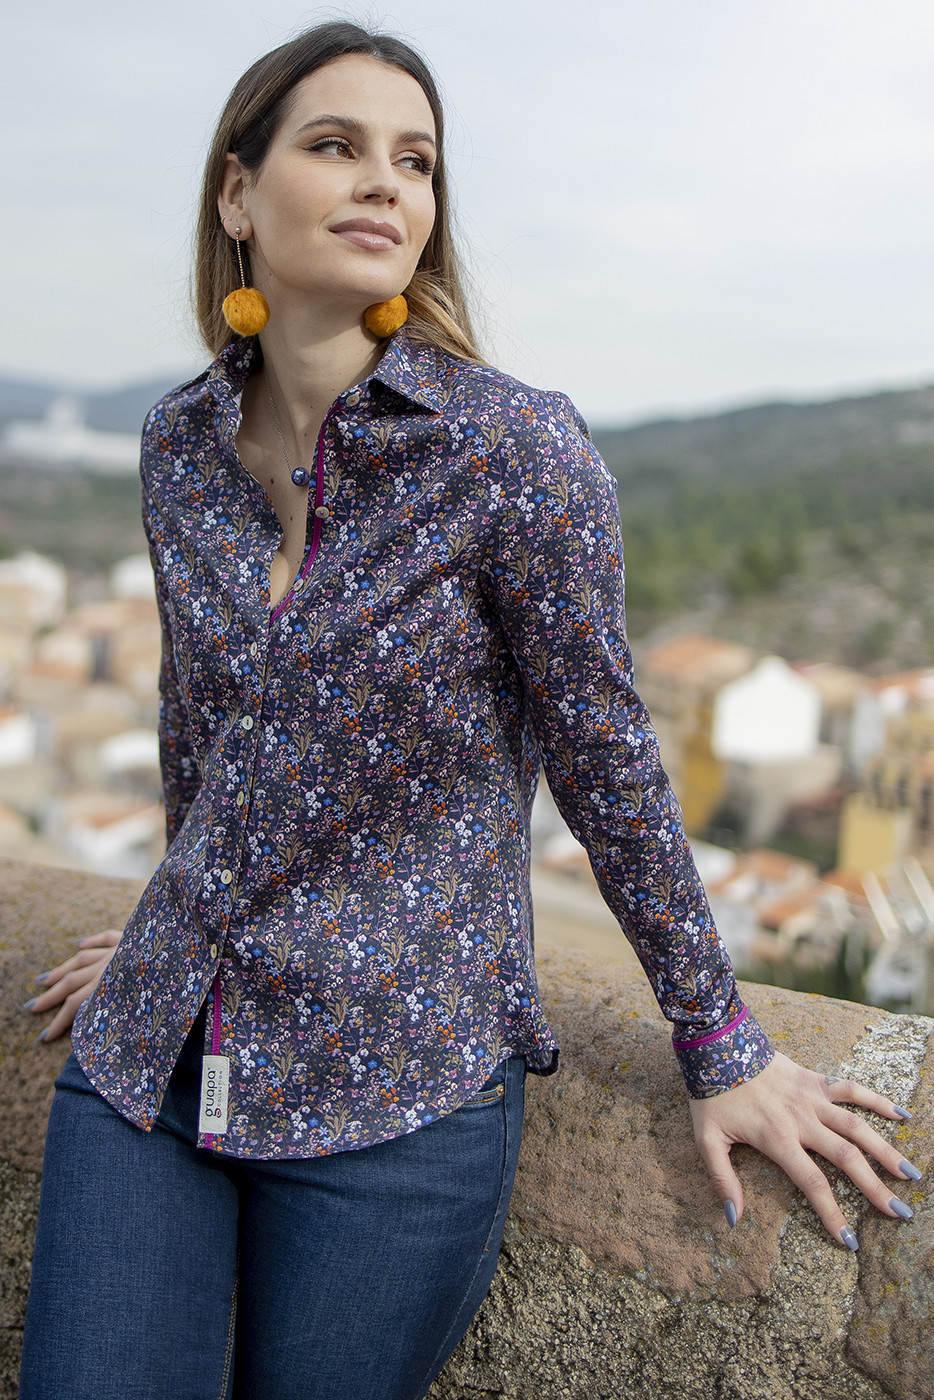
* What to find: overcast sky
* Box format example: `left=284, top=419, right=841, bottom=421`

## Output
left=4, top=0, right=934, bottom=424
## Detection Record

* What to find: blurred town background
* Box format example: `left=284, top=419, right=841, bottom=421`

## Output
left=2, top=369, right=932, bottom=1016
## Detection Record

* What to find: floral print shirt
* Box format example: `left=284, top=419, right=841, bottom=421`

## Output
left=73, top=333, right=773, bottom=1159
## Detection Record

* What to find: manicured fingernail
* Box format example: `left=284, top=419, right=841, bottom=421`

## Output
left=723, top=1200, right=737, bottom=1228
left=22, top=998, right=37, bottom=1010
left=899, top=1159, right=922, bottom=1181
left=36, top=1030, right=47, bottom=1043
left=840, top=1227, right=859, bottom=1251
left=890, top=1198, right=914, bottom=1221
left=893, top=1105, right=913, bottom=1120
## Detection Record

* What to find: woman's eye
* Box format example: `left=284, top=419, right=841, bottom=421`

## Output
left=308, top=138, right=354, bottom=157
left=398, top=153, right=434, bottom=175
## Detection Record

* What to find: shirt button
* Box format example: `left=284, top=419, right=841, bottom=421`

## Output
left=209, top=943, right=218, bottom=959
left=236, top=791, right=245, bottom=807
left=314, top=505, right=331, bottom=520
left=241, top=716, right=254, bottom=730
left=249, top=642, right=258, bottom=656
left=220, top=869, right=233, bottom=885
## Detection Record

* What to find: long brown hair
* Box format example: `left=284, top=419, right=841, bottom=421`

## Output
left=193, top=22, right=481, bottom=361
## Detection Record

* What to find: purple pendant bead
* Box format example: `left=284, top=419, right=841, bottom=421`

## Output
left=291, top=468, right=310, bottom=487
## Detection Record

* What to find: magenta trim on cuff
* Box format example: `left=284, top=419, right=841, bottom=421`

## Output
left=672, top=1005, right=748, bottom=1051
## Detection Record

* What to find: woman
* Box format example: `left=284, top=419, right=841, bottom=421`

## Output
left=20, top=21, right=921, bottom=1400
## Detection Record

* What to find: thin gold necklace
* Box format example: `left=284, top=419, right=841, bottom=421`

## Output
left=263, top=369, right=311, bottom=488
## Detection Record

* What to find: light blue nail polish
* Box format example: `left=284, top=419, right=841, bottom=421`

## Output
left=890, top=1198, right=914, bottom=1221
left=899, top=1159, right=922, bottom=1182
left=841, top=1227, right=859, bottom=1251
left=893, top=1105, right=913, bottom=1120
left=22, top=998, right=37, bottom=1010
left=723, top=1200, right=737, bottom=1228
left=36, top=1030, right=47, bottom=1043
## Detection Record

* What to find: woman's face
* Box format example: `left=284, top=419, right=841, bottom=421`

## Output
left=222, top=55, right=437, bottom=318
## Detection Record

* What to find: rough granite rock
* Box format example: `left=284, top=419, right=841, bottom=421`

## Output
left=844, top=1018, right=934, bottom=1398
left=0, top=859, right=145, bottom=1400
left=508, top=956, right=883, bottom=1300
left=426, top=950, right=933, bottom=1400
left=0, top=858, right=144, bottom=1174
left=0, top=857, right=931, bottom=1400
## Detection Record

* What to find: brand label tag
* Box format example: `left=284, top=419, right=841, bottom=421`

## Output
left=199, top=1055, right=230, bottom=1135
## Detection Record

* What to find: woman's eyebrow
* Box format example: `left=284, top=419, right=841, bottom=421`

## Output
left=293, top=114, right=436, bottom=148
left=398, top=128, right=437, bottom=149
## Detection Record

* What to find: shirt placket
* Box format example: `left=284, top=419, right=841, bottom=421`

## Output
left=200, top=402, right=341, bottom=1147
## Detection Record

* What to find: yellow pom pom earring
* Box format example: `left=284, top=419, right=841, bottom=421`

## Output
left=222, top=226, right=270, bottom=336
left=364, top=294, right=408, bottom=337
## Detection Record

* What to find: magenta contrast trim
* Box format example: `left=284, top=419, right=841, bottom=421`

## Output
left=210, top=965, right=223, bottom=1055
left=203, top=965, right=224, bottom=1150
left=270, top=405, right=336, bottom=625
left=672, top=1005, right=749, bottom=1050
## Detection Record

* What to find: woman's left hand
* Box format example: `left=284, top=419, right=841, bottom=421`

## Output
left=689, top=1051, right=921, bottom=1248
left=23, top=929, right=122, bottom=1043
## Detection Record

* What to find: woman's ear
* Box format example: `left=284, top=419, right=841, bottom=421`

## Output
left=217, top=153, right=252, bottom=239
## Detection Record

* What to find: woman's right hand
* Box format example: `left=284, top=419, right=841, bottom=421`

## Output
left=24, top=929, right=122, bottom=1042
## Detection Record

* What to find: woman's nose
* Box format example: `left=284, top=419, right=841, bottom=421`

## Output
left=355, top=161, right=400, bottom=205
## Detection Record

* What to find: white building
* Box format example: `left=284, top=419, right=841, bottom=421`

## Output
left=712, top=656, right=821, bottom=763
left=0, top=552, right=67, bottom=630
left=111, top=555, right=156, bottom=601
left=849, top=669, right=934, bottom=775
left=2, top=398, right=139, bottom=473
left=0, top=708, right=38, bottom=767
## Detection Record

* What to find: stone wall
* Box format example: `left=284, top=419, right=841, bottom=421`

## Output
left=0, top=857, right=931, bottom=1399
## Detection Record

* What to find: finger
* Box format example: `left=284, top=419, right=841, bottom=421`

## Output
left=806, top=1125, right=916, bottom=1220
left=31, top=948, right=114, bottom=996
left=29, top=966, right=99, bottom=1009
left=819, top=1102, right=924, bottom=1183
left=33, top=932, right=121, bottom=989
left=34, top=948, right=108, bottom=985
left=27, top=963, right=108, bottom=1013
left=693, top=1130, right=745, bottom=1226
left=767, top=1140, right=858, bottom=1248
left=33, top=959, right=80, bottom=990
left=821, top=1074, right=914, bottom=1123
left=76, top=929, right=122, bottom=949
left=42, top=988, right=95, bottom=1042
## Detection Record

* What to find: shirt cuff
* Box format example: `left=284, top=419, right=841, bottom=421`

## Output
left=672, top=1003, right=774, bottom=1099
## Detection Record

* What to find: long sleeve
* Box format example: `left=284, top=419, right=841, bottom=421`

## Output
left=75, top=335, right=772, bottom=1155
left=142, top=495, right=201, bottom=846
left=484, top=393, right=773, bottom=1097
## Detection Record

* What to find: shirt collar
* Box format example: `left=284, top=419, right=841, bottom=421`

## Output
left=370, top=335, right=444, bottom=414
left=203, top=333, right=445, bottom=418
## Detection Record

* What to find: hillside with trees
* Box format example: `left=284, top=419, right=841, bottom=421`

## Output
left=614, top=440, right=934, bottom=667
left=2, top=376, right=933, bottom=666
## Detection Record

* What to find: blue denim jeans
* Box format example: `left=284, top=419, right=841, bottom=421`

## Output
left=20, top=1011, right=526, bottom=1400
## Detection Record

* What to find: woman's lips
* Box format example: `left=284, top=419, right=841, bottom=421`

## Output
left=330, top=220, right=401, bottom=251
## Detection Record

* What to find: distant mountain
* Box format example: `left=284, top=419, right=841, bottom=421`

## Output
left=590, top=384, right=934, bottom=506
left=2, top=372, right=934, bottom=668
left=84, top=377, right=194, bottom=434
left=0, top=371, right=196, bottom=435
left=4, top=370, right=934, bottom=468
left=0, top=375, right=59, bottom=421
